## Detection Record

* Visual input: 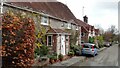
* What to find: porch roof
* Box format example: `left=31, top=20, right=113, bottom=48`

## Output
left=47, top=28, right=71, bottom=35
left=81, top=26, right=89, bottom=33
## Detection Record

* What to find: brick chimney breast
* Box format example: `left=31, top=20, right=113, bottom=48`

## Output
left=83, top=15, right=88, bottom=23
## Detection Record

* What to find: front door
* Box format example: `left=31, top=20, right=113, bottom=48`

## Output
left=61, top=35, right=65, bottom=55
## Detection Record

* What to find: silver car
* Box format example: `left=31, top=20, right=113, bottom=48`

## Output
left=104, top=42, right=110, bottom=47
left=81, top=43, right=98, bottom=57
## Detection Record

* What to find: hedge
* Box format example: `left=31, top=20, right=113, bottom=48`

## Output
left=2, top=11, right=35, bottom=67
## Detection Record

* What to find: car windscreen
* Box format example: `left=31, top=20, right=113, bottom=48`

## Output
left=90, top=45, right=97, bottom=48
left=83, top=45, right=89, bottom=48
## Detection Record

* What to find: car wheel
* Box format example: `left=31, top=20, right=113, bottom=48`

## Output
left=81, top=53, right=84, bottom=56
left=96, top=53, right=98, bottom=55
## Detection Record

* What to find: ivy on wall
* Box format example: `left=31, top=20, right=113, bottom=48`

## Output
left=5, top=8, right=48, bottom=48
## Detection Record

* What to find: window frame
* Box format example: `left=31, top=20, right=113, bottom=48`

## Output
left=67, top=23, right=72, bottom=29
left=76, top=26, right=79, bottom=30
left=41, top=16, right=49, bottom=25
left=47, top=35, right=53, bottom=46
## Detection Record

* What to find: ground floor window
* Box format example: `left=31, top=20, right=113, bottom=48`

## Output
left=47, top=35, right=52, bottom=46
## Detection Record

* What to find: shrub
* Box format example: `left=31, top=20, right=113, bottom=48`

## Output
left=58, top=54, right=63, bottom=60
left=2, top=11, right=35, bottom=67
left=39, top=45, right=49, bottom=57
left=47, top=55, right=54, bottom=60
left=68, top=50, right=74, bottom=56
left=34, top=45, right=49, bottom=57
left=89, top=37, right=94, bottom=43
left=70, top=45, right=81, bottom=51
left=53, top=52, right=57, bottom=60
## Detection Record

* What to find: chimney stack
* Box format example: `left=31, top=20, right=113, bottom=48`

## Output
left=83, top=15, right=88, bottom=23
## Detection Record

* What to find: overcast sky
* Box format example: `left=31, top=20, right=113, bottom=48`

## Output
left=57, top=0, right=119, bottom=31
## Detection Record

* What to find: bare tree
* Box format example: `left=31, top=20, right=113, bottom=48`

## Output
left=103, top=25, right=118, bottom=42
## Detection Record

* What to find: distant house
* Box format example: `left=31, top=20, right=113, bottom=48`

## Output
left=95, top=29, right=100, bottom=36
left=76, top=15, right=100, bottom=43
left=75, top=19, right=89, bottom=43
left=3, top=2, right=80, bottom=55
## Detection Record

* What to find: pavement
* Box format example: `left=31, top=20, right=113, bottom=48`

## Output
left=98, top=47, right=107, bottom=52
left=50, top=47, right=107, bottom=66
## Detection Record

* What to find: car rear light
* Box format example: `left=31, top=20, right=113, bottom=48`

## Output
left=82, top=45, right=84, bottom=48
left=92, top=46, right=94, bottom=51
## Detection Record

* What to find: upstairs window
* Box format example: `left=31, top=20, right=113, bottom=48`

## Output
left=76, top=26, right=79, bottom=30
left=41, top=16, right=49, bottom=25
left=67, top=23, right=71, bottom=29
left=61, top=22, right=65, bottom=27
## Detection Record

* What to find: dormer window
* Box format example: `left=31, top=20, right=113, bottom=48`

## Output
left=61, top=22, right=64, bottom=27
left=67, top=23, right=71, bottom=29
left=41, top=16, right=49, bottom=25
left=76, top=26, right=79, bottom=30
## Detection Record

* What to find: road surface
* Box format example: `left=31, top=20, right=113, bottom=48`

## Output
left=72, top=44, right=118, bottom=66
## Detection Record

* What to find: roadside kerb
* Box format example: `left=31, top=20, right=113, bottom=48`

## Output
left=98, top=47, right=107, bottom=52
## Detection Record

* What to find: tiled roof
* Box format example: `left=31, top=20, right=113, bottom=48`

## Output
left=8, top=2, right=76, bottom=24
left=47, top=27, right=71, bottom=35
left=75, top=19, right=90, bottom=32
left=81, top=26, right=89, bottom=33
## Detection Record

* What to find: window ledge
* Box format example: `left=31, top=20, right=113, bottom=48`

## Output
left=41, top=22, right=48, bottom=25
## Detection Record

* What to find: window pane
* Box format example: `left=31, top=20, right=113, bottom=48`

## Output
left=41, top=16, right=48, bottom=23
left=48, top=36, right=52, bottom=46
left=84, top=45, right=89, bottom=48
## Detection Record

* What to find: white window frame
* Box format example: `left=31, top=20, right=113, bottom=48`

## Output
left=76, top=26, right=79, bottom=30
left=67, top=23, right=71, bottom=29
left=61, top=22, right=64, bottom=27
left=41, top=16, right=49, bottom=25
left=47, top=35, right=53, bottom=46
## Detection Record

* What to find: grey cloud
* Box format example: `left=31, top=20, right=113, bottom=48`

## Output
left=95, top=2, right=118, bottom=10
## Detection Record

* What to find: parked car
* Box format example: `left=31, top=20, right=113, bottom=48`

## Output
left=110, top=42, right=112, bottom=46
left=81, top=43, right=98, bottom=57
left=104, top=42, right=110, bottom=47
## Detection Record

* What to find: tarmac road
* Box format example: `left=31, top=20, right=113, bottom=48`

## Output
left=72, top=44, right=118, bottom=66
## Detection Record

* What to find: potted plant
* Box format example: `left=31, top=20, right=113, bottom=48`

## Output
left=48, top=55, right=55, bottom=64
left=48, top=54, right=58, bottom=64
left=53, top=52, right=58, bottom=62
left=58, top=53, right=63, bottom=61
